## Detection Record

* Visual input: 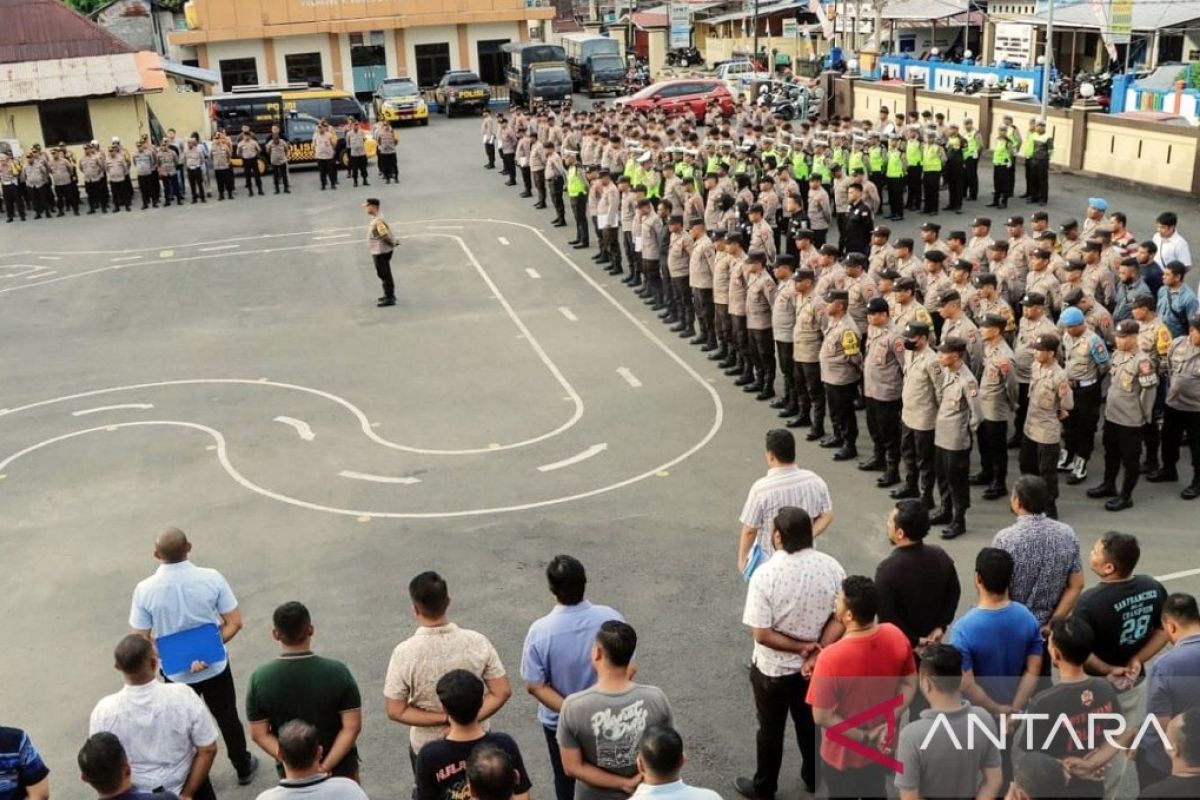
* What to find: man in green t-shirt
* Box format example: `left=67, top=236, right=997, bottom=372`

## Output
left=246, top=602, right=363, bottom=780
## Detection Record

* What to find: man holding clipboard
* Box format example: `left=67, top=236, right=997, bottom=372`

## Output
left=129, top=527, right=259, bottom=786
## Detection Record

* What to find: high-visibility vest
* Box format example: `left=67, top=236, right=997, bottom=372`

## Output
left=922, top=145, right=942, bottom=172
left=848, top=151, right=866, bottom=174
left=812, top=154, right=831, bottom=183
left=1020, top=133, right=1036, bottom=158
left=645, top=171, right=662, bottom=199
left=831, top=147, right=846, bottom=168
left=964, top=132, right=980, bottom=159
left=706, top=155, right=720, bottom=173
left=993, top=140, right=1012, bottom=166
left=886, top=149, right=905, bottom=178
left=567, top=166, right=587, bottom=196
left=905, top=140, right=923, bottom=168
left=792, top=151, right=809, bottom=180
left=868, top=146, right=885, bottom=172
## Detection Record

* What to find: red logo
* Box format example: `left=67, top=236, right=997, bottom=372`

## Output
left=825, top=694, right=906, bottom=773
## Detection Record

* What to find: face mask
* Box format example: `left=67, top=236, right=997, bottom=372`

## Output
left=903, top=338, right=918, bottom=351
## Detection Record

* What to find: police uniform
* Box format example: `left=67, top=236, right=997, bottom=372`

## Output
left=893, top=323, right=942, bottom=506
left=345, top=124, right=368, bottom=186
left=375, top=123, right=398, bottom=184
left=104, top=145, right=132, bottom=212
left=1021, top=334, right=1074, bottom=514
left=24, top=151, right=53, bottom=218
left=745, top=259, right=777, bottom=399
left=1060, top=314, right=1110, bottom=483
left=366, top=201, right=398, bottom=306
left=1090, top=319, right=1158, bottom=509
left=1151, top=321, right=1200, bottom=497
left=1012, top=293, right=1059, bottom=446
left=639, top=207, right=665, bottom=308
left=819, top=290, right=862, bottom=459
left=690, top=227, right=717, bottom=348
left=940, top=294, right=983, bottom=376
left=789, top=277, right=827, bottom=437
left=975, top=317, right=1020, bottom=498
left=544, top=147, right=567, bottom=226
left=530, top=133, right=548, bottom=207
left=0, top=152, right=26, bottom=221
left=934, top=339, right=982, bottom=538
left=210, top=136, right=235, bottom=198
left=183, top=142, right=206, bottom=203
left=132, top=141, right=158, bottom=209
left=1135, top=301, right=1174, bottom=471
left=313, top=125, right=338, bottom=190
left=266, top=135, right=290, bottom=193
left=236, top=134, right=263, bottom=195
left=862, top=298, right=905, bottom=484
left=770, top=268, right=797, bottom=414
left=667, top=219, right=695, bottom=332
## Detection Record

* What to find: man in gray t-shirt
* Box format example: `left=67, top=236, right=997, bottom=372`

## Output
left=556, top=621, right=673, bottom=800
left=894, top=645, right=1002, bottom=800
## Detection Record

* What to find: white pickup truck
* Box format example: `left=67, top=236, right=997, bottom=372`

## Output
left=713, top=60, right=772, bottom=89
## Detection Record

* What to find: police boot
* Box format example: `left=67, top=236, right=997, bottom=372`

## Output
left=877, top=460, right=901, bottom=487
left=1057, top=450, right=1073, bottom=471
left=734, top=363, right=756, bottom=386
left=1105, top=494, right=1133, bottom=512
left=818, top=433, right=843, bottom=449
left=969, top=471, right=992, bottom=486
left=710, top=343, right=730, bottom=363
left=982, top=480, right=1008, bottom=500
left=1182, top=476, right=1200, bottom=500
left=857, top=453, right=885, bottom=471
left=769, top=391, right=790, bottom=410
left=1065, top=457, right=1089, bottom=485
left=678, top=324, right=696, bottom=339
left=741, top=372, right=764, bottom=393
left=940, top=514, right=966, bottom=540
left=755, top=381, right=775, bottom=402
left=777, top=398, right=799, bottom=418
left=832, top=443, right=857, bottom=461
left=1086, top=482, right=1117, bottom=498
left=999, top=195, right=1009, bottom=209
left=1146, top=468, right=1179, bottom=483
left=985, top=193, right=999, bottom=208
left=1007, top=432, right=1022, bottom=449
left=929, top=506, right=953, bottom=525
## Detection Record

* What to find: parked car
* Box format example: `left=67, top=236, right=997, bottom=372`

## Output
left=616, top=79, right=734, bottom=117
left=373, top=77, right=429, bottom=126
left=434, top=70, right=492, bottom=116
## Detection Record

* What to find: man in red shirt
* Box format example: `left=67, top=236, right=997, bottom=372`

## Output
left=807, top=576, right=916, bottom=799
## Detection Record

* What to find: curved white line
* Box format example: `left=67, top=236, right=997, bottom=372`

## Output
left=339, top=470, right=421, bottom=485
left=71, top=403, right=154, bottom=416
left=538, top=443, right=607, bottom=472
left=274, top=416, right=315, bottom=441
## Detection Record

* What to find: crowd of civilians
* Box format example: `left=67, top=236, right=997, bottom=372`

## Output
left=4, top=428, right=1200, bottom=800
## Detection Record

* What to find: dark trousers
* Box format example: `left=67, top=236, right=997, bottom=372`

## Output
left=936, top=446, right=971, bottom=520
left=3, top=182, right=26, bottom=219
left=1028, top=159, right=1049, bottom=203
left=1162, top=406, right=1200, bottom=476
left=906, top=166, right=922, bottom=209
left=1064, top=382, right=1102, bottom=459
left=484, top=141, right=496, bottom=168
left=1020, top=438, right=1061, bottom=502
left=1144, top=381, right=1169, bottom=466
left=695, top=287, right=715, bottom=343
left=542, top=725, right=574, bottom=800
left=604, top=227, right=622, bottom=271
left=673, top=277, right=695, bottom=327
left=901, top=424, right=936, bottom=504
left=821, top=758, right=887, bottom=800
left=242, top=160, right=262, bottom=194
left=978, top=419, right=1009, bottom=483
left=865, top=398, right=901, bottom=465
left=749, top=328, right=775, bottom=385
left=181, top=665, right=252, bottom=775
left=549, top=177, right=565, bottom=221
left=53, top=183, right=79, bottom=214
left=944, top=161, right=964, bottom=210
left=827, top=382, right=858, bottom=445
left=378, top=151, right=398, bottom=181
left=271, top=163, right=289, bottom=192
left=374, top=251, right=395, bottom=299
left=137, top=174, right=158, bottom=207
left=732, top=315, right=749, bottom=365
left=501, top=152, right=516, bottom=180
left=965, top=157, right=979, bottom=200
left=642, top=259, right=662, bottom=301
left=160, top=174, right=180, bottom=204
left=215, top=168, right=235, bottom=197
left=520, top=165, right=531, bottom=194
left=114, top=177, right=133, bottom=209
left=1014, top=382, right=1030, bottom=443
left=570, top=195, right=588, bottom=245
left=811, top=229, right=828, bottom=248
left=750, top=665, right=816, bottom=795
left=533, top=170, right=546, bottom=205
left=349, top=154, right=368, bottom=185
left=796, top=361, right=825, bottom=425
left=922, top=170, right=940, bottom=213
left=317, top=158, right=337, bottom=189
left=1102, top=420, right=1143, bottom=496
left=776, top=341, right=795, bottom=398
left=886, top=176, right=904, bottom=218
left=994, top=163, right=1014, bottom=199
left=187, top=168, right=206, bottom=201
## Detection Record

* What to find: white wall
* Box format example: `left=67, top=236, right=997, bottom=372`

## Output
left=466, top=21, right=520, bottom=73
left=274, top=34, right=333, bottom=85
left=405, top=24, right=460, bottom=81
left=206, top=40, right=267, bottom=88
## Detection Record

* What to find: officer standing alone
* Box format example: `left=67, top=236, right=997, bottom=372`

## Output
left=365, top=198, right=399, bottom=307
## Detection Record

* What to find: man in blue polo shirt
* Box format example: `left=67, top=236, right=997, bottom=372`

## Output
left=1141, top=593, right=1200, bottom=787
left=0, top=726, right=49, bottom=800
left=520, top=555, right=625, bottom=800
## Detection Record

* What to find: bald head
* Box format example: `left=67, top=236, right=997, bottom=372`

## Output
left=154, top=527, right=190, bottom=563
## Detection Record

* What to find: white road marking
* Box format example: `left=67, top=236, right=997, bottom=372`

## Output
left=428, top=225, right=464, bottom=230
left=0, top=266, right=41, bottom=280
left=37, top=256, right=61, bottom=261
left=110, top=255, right=142, bottom=263
left=616, top=367, right=642, bottom=388
left=525, top=268, right=541, bottom=279
left=537, top=443, right=607, bottom=472
left=498, top=236, right=510, bottom=246
left=558, top=306, right=578, bottom=321
left=338, top=470, right=421, bottom=485
left=71, top=403, right=154, bottom=416
left=312, top=233, right=352, bottom=241
left=198, top=244, right=240, bottom=252
left=273, top=416, right=315, bottom=441
left=25, top=271, right=56, bottom=279
left=1157, top=567, right=1200, bottom=582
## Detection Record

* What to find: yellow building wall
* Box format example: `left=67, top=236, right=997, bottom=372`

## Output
left=0, top=97, right=150, bottom=161
left=1083, top=120, right=1198, bottom=191
left=853, top=83, right=907, bottom=120
left=147, top=78, right=210, bottom=139
left=914, top=93, right=982, bottom=128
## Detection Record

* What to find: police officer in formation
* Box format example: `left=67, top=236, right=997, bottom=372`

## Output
left=478, top=100, right=1198, bottom=531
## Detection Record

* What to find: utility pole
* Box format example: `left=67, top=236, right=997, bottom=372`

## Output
left=752, top=0, right=761, bottom=67
left=1040, top=0, right=1054, bottom=118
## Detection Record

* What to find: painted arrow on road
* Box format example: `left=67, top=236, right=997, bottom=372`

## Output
left=273, top=416, right=315, bottom=441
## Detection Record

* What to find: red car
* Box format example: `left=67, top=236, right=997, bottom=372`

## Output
left=618, top=79, right=734, bottom=117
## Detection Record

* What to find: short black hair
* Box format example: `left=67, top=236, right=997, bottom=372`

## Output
left=765, top=428, right=796, bottom=463
left=1098, top=532, right=1140, bottom=577
left=773, top=507, right=813, bottom=553
left=840, top=576, right=878, bottom=625
left=277, top=720, right=320, bottom=770
left=1164, top=593, right=1200, bottom=625
left=919, top=643, right=963, bottom=693
left=596, top=619, right=637, bottom=667
left=892, top=499, right=930, bottom=542
left=468, top=744, right=518, bottom=800
left=1013, top=752, right=1067, bottom=797
left=1013, top=475, right=1050, bottom=515
left=975, top=547, right=1014, bottom=595
left=1049, top=616, right=1094, bottom=666
left=272, top=601, right=311, bottom=646
left=547, top=555, right=587, bottom=605
left=409, top=571, right=450, bottom=617
left=113, top=634, right=154, bottom=675
left=78, top=732, right=127, bottom=794
left=437, top=669, right=486, bottom=725
left=1176, top=708, right=1200, bottom=767
left=639, top=725, right=684, bottom=777
left=1157, top=211, right=1179, bottom=228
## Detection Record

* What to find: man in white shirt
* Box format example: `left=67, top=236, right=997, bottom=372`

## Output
left=1154, top=211, right=1192, bottom=269
left=738, top=429, right=834, bottom=573
left=89, top=635, right=219, bottom=800
left=736, top=507, right=845, bottom=798
left=129, top=527, right=257, bottom=785
left=255, top=721, right=367, bottom=800
left=631, top=726, right=722, bottom=800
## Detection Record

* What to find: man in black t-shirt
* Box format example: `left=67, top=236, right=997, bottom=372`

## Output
left=1074, top=533, right=1168, bottom=707
left=416, top=671, right=531, bottom=800
left=1143, top=709, right=1200, bottom=797
left=1017, top=618, right=1120, bottom=799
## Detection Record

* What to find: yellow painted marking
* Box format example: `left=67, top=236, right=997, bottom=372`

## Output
left=0, top=474, right=7, bottom=480
left=205, top=445, right=217, bottom=451
left=488, top=443, right=501, bottom=449
left=159, top=249, right=174, bottom=258
left=106, top=426, right=117, bottom=431
left=357, top=515, right=372, bottom=523
left=371, top=422, right=381, bottom=428
left=657, top=470, right=670, bottom=477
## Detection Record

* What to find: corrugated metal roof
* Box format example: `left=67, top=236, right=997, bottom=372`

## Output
left=0, top=0, right=135, bottom=65
left=0, top=51, right=165, bottom=104
left=162, top=58, right=219, bottom=85
left=1028, top=0, right=1200, bottom=31
left=703, top=0, right=804, bottom=25
left=879, top=0, right=968, bottom=21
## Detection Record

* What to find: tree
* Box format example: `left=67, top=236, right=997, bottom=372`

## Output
left=63, top=0, right=111, bottom=14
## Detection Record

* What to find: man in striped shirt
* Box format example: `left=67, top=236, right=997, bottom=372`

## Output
left=738, top=429, right=835, bottom=573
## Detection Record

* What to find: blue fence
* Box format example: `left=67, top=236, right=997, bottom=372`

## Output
left=868, top=55, right=1045, bottom=99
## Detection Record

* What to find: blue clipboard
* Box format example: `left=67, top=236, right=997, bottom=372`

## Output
left=155, top=623, right=226, bottom=675
left=742, top=539, right=764, bottom=583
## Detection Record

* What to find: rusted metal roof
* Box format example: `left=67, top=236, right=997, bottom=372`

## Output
left=0, top=0, right=135, bottom=65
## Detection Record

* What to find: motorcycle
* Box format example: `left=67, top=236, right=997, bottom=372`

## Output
left=623, top=64, right=649, bottom=94
left=665, top=47, right=704, bottom=68
left=757, top=82, right=810, bottom=120
left=952, top=76, right=985, bottom=95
